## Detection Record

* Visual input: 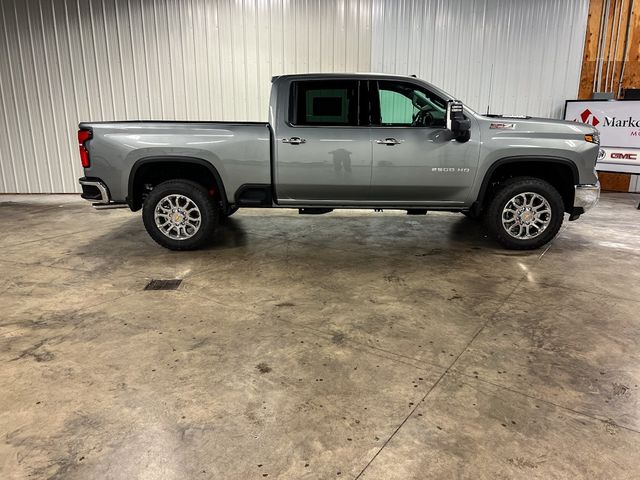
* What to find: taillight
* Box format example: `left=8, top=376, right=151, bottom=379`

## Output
left=78, top=129, right=92, bottom=168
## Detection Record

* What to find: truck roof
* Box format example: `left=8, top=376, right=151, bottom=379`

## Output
left=271, top=72, right=420, bottom=82
left=270, top=72, right=456, bottom=104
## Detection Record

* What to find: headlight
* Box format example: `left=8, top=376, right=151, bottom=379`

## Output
left=584, top=132, right=600, bottom=144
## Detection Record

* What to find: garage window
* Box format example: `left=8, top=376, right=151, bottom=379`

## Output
left=290, top=80, right=359, bottom=126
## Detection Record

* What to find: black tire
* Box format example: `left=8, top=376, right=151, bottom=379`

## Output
left=142, top=179, right=219, bottom=251
left=484, top=176, right=564, bottom=250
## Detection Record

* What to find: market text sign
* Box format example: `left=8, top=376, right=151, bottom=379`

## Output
left=565, top=100, right=640, bottom=149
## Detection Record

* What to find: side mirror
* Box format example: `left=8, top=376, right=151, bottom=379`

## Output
left=446, top=100, right=471, bottom=143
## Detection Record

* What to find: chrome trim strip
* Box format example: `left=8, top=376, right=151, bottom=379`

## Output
left=79, top=179, right=110, bottom=204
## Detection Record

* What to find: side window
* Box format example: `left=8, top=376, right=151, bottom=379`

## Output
left=380, top=90, right=416, bottom=125
left=377, top=81, right=447, bottom=128
left=290, top=80, right=358, bottom=126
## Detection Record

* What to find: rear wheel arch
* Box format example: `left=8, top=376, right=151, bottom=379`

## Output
left=127, top=156, right=228, bottom=212
left=475, top=156, right=578, bottom=214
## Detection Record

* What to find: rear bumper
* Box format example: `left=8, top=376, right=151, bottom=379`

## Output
left=79, top=177, right=110, bottom=204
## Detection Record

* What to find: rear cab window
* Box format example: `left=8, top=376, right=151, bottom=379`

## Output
left=289, top=80, right=360, bottom=126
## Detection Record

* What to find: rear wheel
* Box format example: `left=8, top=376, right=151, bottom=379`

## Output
left=484, top=177, right=564, bottom=250
left=142, top=179, right=219, bottom=250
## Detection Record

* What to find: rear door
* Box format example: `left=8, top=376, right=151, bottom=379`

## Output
left=274, top=79, right=372, bottom=203
left=369, top=80, right=480, bottom=204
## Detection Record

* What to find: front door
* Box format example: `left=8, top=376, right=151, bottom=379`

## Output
left=370, top=80, right=480, bottom=205
left=275, top=79, right=372, bottom=203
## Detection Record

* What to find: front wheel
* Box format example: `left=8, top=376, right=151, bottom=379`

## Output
left=142, top=180, right=219, bottom=250
left=484, top=177, right=564, bottom=250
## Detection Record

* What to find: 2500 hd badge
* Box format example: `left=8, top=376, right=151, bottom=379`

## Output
left=432, top=167, right=471, bottom=173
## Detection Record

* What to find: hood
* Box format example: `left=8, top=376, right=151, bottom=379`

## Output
left=476, top=113, right=598, bottom=135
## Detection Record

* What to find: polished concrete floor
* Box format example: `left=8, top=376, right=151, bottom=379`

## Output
left=0, top=192, right=639, bottom=479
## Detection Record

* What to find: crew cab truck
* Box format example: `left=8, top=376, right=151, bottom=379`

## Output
left=78, top=73, right=600, bottom=250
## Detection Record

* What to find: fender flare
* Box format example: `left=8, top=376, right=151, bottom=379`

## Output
left=475, top=155, right=579, bottom=208
left=127, top=156, right=228, bottom=211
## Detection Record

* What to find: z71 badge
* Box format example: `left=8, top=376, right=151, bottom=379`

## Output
left=490, top=123, right=516, bottom=129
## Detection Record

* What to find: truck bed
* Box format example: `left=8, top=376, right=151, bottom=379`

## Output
left=81, top=121, right=271, bottom=204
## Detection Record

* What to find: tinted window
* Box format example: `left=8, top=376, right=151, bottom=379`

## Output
left=377, top=81, right=446, bottom=127
left=291, top=80, right=359, bottom=126
left=380, top=89, right=415, bottom=124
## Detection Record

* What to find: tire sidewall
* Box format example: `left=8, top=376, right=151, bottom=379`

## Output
left=142, top=180, right=219, bottom=250
left=486, top=178, right=564, bottom=250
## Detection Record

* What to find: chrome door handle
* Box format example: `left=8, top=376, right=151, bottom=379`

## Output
left=375, top=138, right=401, bottom=145
left=282, top=137, right=306, bottom=145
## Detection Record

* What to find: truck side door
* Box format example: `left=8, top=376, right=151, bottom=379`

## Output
left=369, top=80, right=480, bottom=205
left=274, top=79, right=372, bottom=203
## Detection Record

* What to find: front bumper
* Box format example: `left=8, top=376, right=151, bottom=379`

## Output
left=569, top=182, right=600, bottom=220
left=574, top=182, right=600, bottom=211
left=79, top=177, right=110, bottom=204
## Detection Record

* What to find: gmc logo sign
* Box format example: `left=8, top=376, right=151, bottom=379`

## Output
left=610, top=152, right=638, bottom=160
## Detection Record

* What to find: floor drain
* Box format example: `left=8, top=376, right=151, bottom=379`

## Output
left=144, top=279, right=182, bottom=291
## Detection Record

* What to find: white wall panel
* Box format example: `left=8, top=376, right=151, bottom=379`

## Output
left=0, top=0, right=373, bottom=193
left=371, top=0, right=589, bottom=119
left=0, top=0, right=587, bottom=193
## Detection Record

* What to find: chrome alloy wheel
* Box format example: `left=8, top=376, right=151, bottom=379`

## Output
left=501, top=192, right=552, bottom=240
left=154, top=194, right=202, bottom=240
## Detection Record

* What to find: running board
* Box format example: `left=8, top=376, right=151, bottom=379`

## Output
left=93, top=203, right=128, bottom=209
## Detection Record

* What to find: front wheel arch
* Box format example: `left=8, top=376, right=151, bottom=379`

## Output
left=475, top=157, right=578, bottom=214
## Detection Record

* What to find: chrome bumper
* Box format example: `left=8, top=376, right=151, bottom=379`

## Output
left=574, top=182, right=600, bottom=212
left=79, top=178, right=110, bottom=204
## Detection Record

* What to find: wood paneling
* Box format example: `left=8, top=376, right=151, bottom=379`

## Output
left=579, top=0, right=640, bottom=98
left=599, top=171, right=632, bottom=191
left=624, top=0, right=640, bottom=94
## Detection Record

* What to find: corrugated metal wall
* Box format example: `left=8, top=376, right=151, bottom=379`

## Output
left=371, top=0, right=589, bottom=118
left=0, top=0, right=588, bottom=193
left=0, top=0, right=373, bottom=193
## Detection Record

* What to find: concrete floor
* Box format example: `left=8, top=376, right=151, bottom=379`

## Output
left=0, top=192, right=639, bottom=479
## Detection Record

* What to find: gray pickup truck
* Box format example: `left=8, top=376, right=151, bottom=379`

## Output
left=78, top=73, right=600, bottom=250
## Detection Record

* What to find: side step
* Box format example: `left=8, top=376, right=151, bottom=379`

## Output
left=93, top=203, right=128, bottom=209
left=406, top=209, right=428, bottom=215
left=298, top=208, right=333, bottom=215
